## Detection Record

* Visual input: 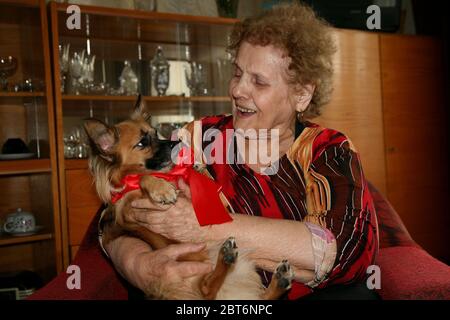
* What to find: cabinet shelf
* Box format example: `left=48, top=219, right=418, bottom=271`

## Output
left=0, top=232, right=53, bottom=247
left=0, top=159, right=52, bottom=175
left=0, top=92, right=45, bottom=98
left=54, top=2, right=238, bottom=25
left=0, top=0, right=40, bottom=8
left=62, top=95, right=230, bottom=103
left=54, top=3, right=236, bottom=48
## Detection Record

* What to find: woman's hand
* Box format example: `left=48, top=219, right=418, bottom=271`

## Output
left=106, top=236, right=213, bottom=295
left=131, top=179, right=208, bottom=243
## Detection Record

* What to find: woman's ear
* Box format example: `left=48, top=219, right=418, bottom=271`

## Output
left=294, top=84, right=315, bottom=113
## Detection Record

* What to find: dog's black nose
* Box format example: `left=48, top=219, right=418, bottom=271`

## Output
left=145, top=139, right=177, bottom=170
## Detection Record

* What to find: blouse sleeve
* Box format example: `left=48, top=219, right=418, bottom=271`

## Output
left=300, top=130, right=379, bottom=288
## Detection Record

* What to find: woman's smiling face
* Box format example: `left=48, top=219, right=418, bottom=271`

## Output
left=229, top=41, right=309, bottom=137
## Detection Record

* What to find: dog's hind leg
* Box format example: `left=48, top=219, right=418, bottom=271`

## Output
left=261, top=260, right=294, bottom=300
left=200, top=237, right=238, bottom=300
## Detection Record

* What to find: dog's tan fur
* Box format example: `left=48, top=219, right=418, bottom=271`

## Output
left=84, top=97, right=294, bottom=299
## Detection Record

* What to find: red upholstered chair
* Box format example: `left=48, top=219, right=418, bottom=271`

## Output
left=29, top=183, right=450, bottom=300
left=369, top=184, right=450, bottom=300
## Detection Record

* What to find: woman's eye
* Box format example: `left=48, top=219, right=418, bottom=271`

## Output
left=255, top=77, right=267, bottom=86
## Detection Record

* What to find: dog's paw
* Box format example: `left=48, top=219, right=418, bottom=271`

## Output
left=274, top=260, right=294, bottom=290
left=140, top=176, right=178, bottom=205
left=149, top=187, right=178, bottom=205
left=221, top=237, right=238, bottom=265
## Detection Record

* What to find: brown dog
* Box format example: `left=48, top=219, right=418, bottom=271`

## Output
left=84, top=96, right=294, bottom=299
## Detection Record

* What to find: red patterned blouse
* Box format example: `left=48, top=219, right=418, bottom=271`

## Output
left=192, top=115, right=379, bottom=300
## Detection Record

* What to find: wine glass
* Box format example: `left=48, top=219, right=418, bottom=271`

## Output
left=59, top=44, right=70, bottom=93
left=184, top=61, right=208, bottom=97
left=184, top=61, right=198, bottom=96
left=0, top=56, right=18, bottom=91
left=69, top=51, right=84, bottom=95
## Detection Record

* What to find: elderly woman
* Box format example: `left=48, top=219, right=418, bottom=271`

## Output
left=105, top=3, right=378, bottom=299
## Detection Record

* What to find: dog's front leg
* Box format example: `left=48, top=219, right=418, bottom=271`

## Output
left=115, top=192, right=176, bottom=250
left=139, top=175, right=178, bottom=205
left=139, top=175, right=209, bottom=263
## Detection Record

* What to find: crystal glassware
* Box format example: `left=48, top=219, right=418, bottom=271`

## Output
left=185, top=61, right=208, bottom=97
left=59, top=44, right=70, bottom=93
left=0, top=56, right=18, bottom=91
left=79, top=53, right=96, bottom=94
left=69, top=51, right=84, bottom=95
left=216, top=56, right=232, bottom=96
left=150, top=46, right=170, bottom=96
left=119, top=60, right=138, bottom=95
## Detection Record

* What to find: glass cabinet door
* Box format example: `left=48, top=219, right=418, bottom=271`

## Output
left=55, top=6, right=234, bottom=157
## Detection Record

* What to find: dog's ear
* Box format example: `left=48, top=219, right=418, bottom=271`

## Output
left=83, top=119, right=118, bottom=161
left=131, top=94, right=151, bottom=122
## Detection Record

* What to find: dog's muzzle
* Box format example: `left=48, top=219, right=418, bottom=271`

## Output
left=145, top=139, right=178, bottom=170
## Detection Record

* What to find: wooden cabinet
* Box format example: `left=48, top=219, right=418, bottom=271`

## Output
left=379, top=34, right=449, bottom=263
left=316, top=29, right=386, bottom=195
left=316, top=30, right=448, bottom=263
left=48, top=2, right=236, bottom=267
left=0, top=0, right=62, bottom=286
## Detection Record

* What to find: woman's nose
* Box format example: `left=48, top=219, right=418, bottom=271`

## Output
left=230, top=76, right=249, bottom=100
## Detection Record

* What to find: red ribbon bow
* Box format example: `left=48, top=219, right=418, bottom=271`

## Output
left=111, top=147, right=232, bottom=226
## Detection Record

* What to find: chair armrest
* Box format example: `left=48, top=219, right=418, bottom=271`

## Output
left=376, top=246, right=450, bottom=300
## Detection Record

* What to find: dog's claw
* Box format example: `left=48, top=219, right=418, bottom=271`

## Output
left=274, top=260, right=294, bottom=290
left=221, top=237, right=238, bottom=265
left=148, top=185, right=178, bottom=205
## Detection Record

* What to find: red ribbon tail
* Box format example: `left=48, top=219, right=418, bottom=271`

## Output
left=188, top=169, right=232, bottom=226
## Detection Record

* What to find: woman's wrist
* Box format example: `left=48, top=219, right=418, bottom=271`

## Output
left=203, top=214, right=238, bottom=242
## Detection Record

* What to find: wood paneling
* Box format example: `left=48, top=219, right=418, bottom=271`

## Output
left=65, top=169, right=101, bottom=208
left=67, top=206, right=99, bottom=246
left=380, top=34, right=450, bottom=262
left=65, top=169, right=101, bottom=247
left=315, top=30, right=387, bottom=195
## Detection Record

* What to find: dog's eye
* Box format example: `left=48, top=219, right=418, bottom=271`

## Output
left=135, top=134, right=151, bottom=149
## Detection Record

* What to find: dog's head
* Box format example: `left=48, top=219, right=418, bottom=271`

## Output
left=84, top=95, right=175, bottom=201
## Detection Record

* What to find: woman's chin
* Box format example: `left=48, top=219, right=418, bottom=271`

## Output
left=233, top=113, right=259, bottom=132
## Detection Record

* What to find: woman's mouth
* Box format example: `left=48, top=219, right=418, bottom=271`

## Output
left=235, top=105, right=257, bottom=118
